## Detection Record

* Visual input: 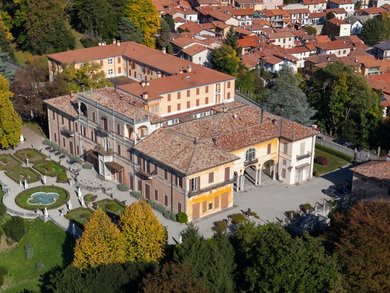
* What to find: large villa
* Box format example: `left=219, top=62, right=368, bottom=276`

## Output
left=45, top=41, right=317, bottom=221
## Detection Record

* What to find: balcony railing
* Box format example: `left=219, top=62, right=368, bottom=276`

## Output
left=296, top=152, right=311, bottom=161
left=60, top=127, right=74, bottom=137
left=188, top=179, right=234, bottom=197
left=244, top=158, right=258, bottom=166
left=136, top=168, right=157, bottom=180
left=95, top=125, right=109, bottom=137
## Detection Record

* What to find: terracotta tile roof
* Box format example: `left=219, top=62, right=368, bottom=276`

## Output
left=267, top=31, right=295, bottom=39
left=368, top=73, right=390, bottom=105
left=181, top=44, right=209, bottom=56
left=261, top=9, right=291, bottom=18
left=174, top=16, right=186, bottom=22
left=316, top=35, right=331, bottom=43
left=351, top=161, right=390, bottom=184
left=287, top=46, right=310, bottom=54
left=178, top=22, right=204, bottom=34
left=263, top=55, right=283, bottom=65
left=238, top=35, right=262, bottom=47
left=44, top=94, right=78, bottom=118
left=358, top=7, right=385, bottom=15
left=241, top=53, right=260, bottom=69
left=286, top=8, right=311, bottom=14
left=309, top=12, right=326, bottom=18
left=325, top=8, right=347, bottom=14
left=306, top=54, right=339, bottom=64
left=252, top=19, right=271, bottom=26
left=118, top=70, right=234, bottom=100
left=133, top=128, right=239, bottom=175
left=302, top=0, right=327, bottom=4
left=235, top=27, right=255, bottom=36
left=211, top=20, right=229, bottom=29
left=316, top=40, right=352, bottom=51
left=329, top=0, right=353, bottom=4
left=327, top=17, right=348, bottom=26
left=382, top=4, right=390, bottom=11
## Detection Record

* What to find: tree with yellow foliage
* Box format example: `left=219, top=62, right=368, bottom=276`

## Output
left=73, top=209, right=126, bottom=270
left=0, top=75, right=21, bottom=149
left=125, top=0, right=160, bottom=48
left=120, top=200, right=166, bottom=262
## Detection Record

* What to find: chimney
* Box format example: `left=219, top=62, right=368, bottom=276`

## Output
left=233, top=114, right=238, bottom=119
left=141, top=80, right=146, bottom=87
left=103, top=42, right=106, bottom=46
left=187, top=65, right=192, bottom=72
left=179, top=67, right=184, bottom=74
left=146, top=81, right=150, bottom=86
left=142, top=91, right=149, bottom=100
left=113, top=39, right=116, bottom=44
left=98, top=43, right=102, bottom=46
left=162, top=47, right=166, bottom=54
left=117, top=40, right=120, bottom=47
left=157, top=71, right=162, bottom=78
left=272, top=118, right=277, bottom=126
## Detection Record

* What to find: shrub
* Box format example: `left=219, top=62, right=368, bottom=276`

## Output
left=176, top=212, right=188, bottom=223
left=0, top=203, right=6, bottom=217
left=117, top=184, right=129, bottom=192
left=3, top=216, right=26, bottom=242
left=82, top=163, right=93, bottom=169
left=149, top=200, right=165, bottom=214
left=314, top=156, right=329, bottom=166
left=130, top=191, right=142, bottom=199
left=56, top=173, right=68, bottom=183
left=212, top=220, right=228, bottom=234
left=285, top=210, right=299, bottom=219
left=228, top=213, right=246, bottom=225
left=25, top=243, right=33, bottom=259
left=84, top=193, right=97, bottom=203
left=313, top=169, right=320, bottom=177
left=0, top=266, right=7, bottom=287
left=299, top=203, right=313, bottom=214
left=69, top=155, right=82, bottom=164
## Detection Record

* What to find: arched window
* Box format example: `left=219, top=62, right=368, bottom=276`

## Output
left=80, top=103, right=87, bottom=117
left=138, top=126, right=148, bottom=138
left=125, top=124, right=133, bottom=139
left=245, top=148, right=256, bottom=162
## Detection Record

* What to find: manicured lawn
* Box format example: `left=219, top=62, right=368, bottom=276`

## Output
left=95, top=199, right=125, bottom=215
left=23, top=121, right=46, bottom=138
left=5, top=167, right=41, bottom=184
left=65, top=208, right=94, bottom=227
left=14, top=149, right=46, bottom=164
left=33, top=160, right=67, bottom=178
left=314, top=149, right=349, bottom=175
left=15, top=186, right=70, bottom=210
left=0, top=219, right=74, bottom=293
left=0, top=155, right=20, bottom=170
left=83, top=193, right=97, bottom=204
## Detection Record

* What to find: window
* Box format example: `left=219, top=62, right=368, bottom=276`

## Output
left=165, top=195, right=168, bottom=206
left=227, top=92, right=231, bottom=99
left=92, top=112, right=96, bottom=122
left=91, top=130, right=94, bottom=141
left=116, top=123, right=120, bottom=134
left=168, top=94, right=171, bottom=101
left=145, top=184, right=150, bottom=200
left=61, top=115, right=64, bottom=124
left=54, top=133, right=57, bottom=142
left=154, top=189, right=159, bottom=201
left=209, top=172, right=214, bottom=183
left=227, top=81, right=231, bottom=88
left=246, top=148, right=256, bottom=162
left=178, top=202, right=182, bottom=213
left=190, top=177, right=200, bottom=192
left=202, top=201, right=207, bottom=213
left=164, top=169, right=168, bottom=180
left=117, top=57, right=121, bottom=63
left=167, top=105, right=171, bottom=113
left=225, top=167, right=230, bottom=181
left=208, top=202, right=213, bottom=210
left=118, top=67, right=121, bottom=74
left=108, top=69, right=113, bottom=75
left=214, top=196, right=219, bottom=208
left=187, top=90, right=190, bottom=97
left=117, top=144, right=121, bottom=156
left=206, top=86, right=209, bottom=93
left=196, top=99, right=200, bottom=106
left=281, top=168, right=286, bottom=178
left=196, top=88, right=200, bottom=95
left=177, top=92, right=181, bottom=99
left=52, top=110, right=55, bottom=119
left=267, top=143, right=272, bottom=154
left=177, top=103, right=181, bottom=111
left=187, top=101, right=190, bottom=108
left=283, top=159, right=287, bottom=165
left=108, top=58, right=113, bottom=64
left=283, top=143, right=288, bottom=154
left=205, top=97, right=209, bottom=104
left=300, top=142, right=305, bottom=155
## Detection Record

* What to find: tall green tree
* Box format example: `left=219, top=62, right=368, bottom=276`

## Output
left=224, top=27, right=242, bottom=56
left=157, top=18, right=172, bottom=49
left=73, top=209, right=126, bottom=270
left=307, top=62, right=382, bottom=146
left=124, top=0, right=160, bottom=47
left=174, top=224, right=236, bottom=293
left=142, top=262, right=207, bottom=293
left=119, top=200, right=166, bottom=262
left=0, top=74, right=21, bottom=149
left=264, top=65, right=315, bottom=125
left=232, top=222, right=339, bottom=292
left=360, top=12, right=390, bottom=46
left=327, top=201, right=390, bottom=293
left=118, top=17, right=143, bottom=43
left=210, top=44, right=240, bottom=76
left=73, top=0, right=119, bottom=41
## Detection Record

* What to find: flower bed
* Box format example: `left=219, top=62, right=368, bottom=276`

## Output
left=15, top=186, right=70, bottom=210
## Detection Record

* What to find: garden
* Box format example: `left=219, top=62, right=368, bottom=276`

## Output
left=314, top=145, right=352, bottom=175
left=0, top=155, right=41, bottom=184
left=14, top=149, right=46, bottom=164
left=94, top=199, right=126, bottom=215
left=65, top=208, right=94, bottom=228
left=33, top=160, right=68, bottom=183
left=15, top=186, right=70, bottom=210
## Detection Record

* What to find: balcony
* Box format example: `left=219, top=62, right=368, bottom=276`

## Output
left=95, top=125, right=109, bottom=137
left=60, top=127, right=74, bottom=137
left=244, top=158, right=258, bottom=166
left=296, top=152, right=311, bottom=161
left=188, top=179, right=234, bottom=197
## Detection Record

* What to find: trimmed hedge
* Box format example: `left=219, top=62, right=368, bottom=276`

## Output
left=3, top=216, right=26, bottom=242
left=176, top=212, right=188, bottom=223
left=117, top=184, right=129, bottom=192
left=212, top=220, right=228, bottom=234
left=315, top=144, right=353, bottom=162
left=314, top=156, right=329, bottom=166
left=130, top=191, right=142, bottom=200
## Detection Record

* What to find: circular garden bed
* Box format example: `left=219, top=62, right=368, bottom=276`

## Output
left=15, top=186, right=70, bottom=210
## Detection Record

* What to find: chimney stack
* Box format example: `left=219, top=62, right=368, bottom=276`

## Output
left=187, top=65, right=192, bottom=72
left=113, top=39, right=116, bottom=44
left=141, top=80, right=146, bottom=87
left=142, top=91, right=149, bottom=100
left=146, top=81, right=150, bottom=86
left=162, top=47, right=166, bottom=54
left=117, top=40, right=120, bottom=46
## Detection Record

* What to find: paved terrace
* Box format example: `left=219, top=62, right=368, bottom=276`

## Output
left=0, top=126, right=350, bottom=243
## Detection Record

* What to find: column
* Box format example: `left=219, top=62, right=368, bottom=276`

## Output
left=272, top=165, right=276, bottom=181
left=258, top=169, right=262, bottom=185
left=240, top=175, right=245, bottom=192
left=236, top=174, right=240, bottom=191
left=255, top=169, right=260, bottom=186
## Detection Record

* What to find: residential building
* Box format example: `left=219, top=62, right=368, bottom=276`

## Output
left=259, top=9, right=291, bottom=28
left=322, top=18, right=351, bottom=38
left=316, top=40, right=352, bottom=57
left=328, top=0, right=355, bottom=15
left=302, top=0, right=327, bottom=13
left=351, top=160, right=390, bottom=200
left=374, top=41, right=390, bottom=60
left=282, top=4, right=311, bottom=25
left=266, top=31, right=296, bottom=49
